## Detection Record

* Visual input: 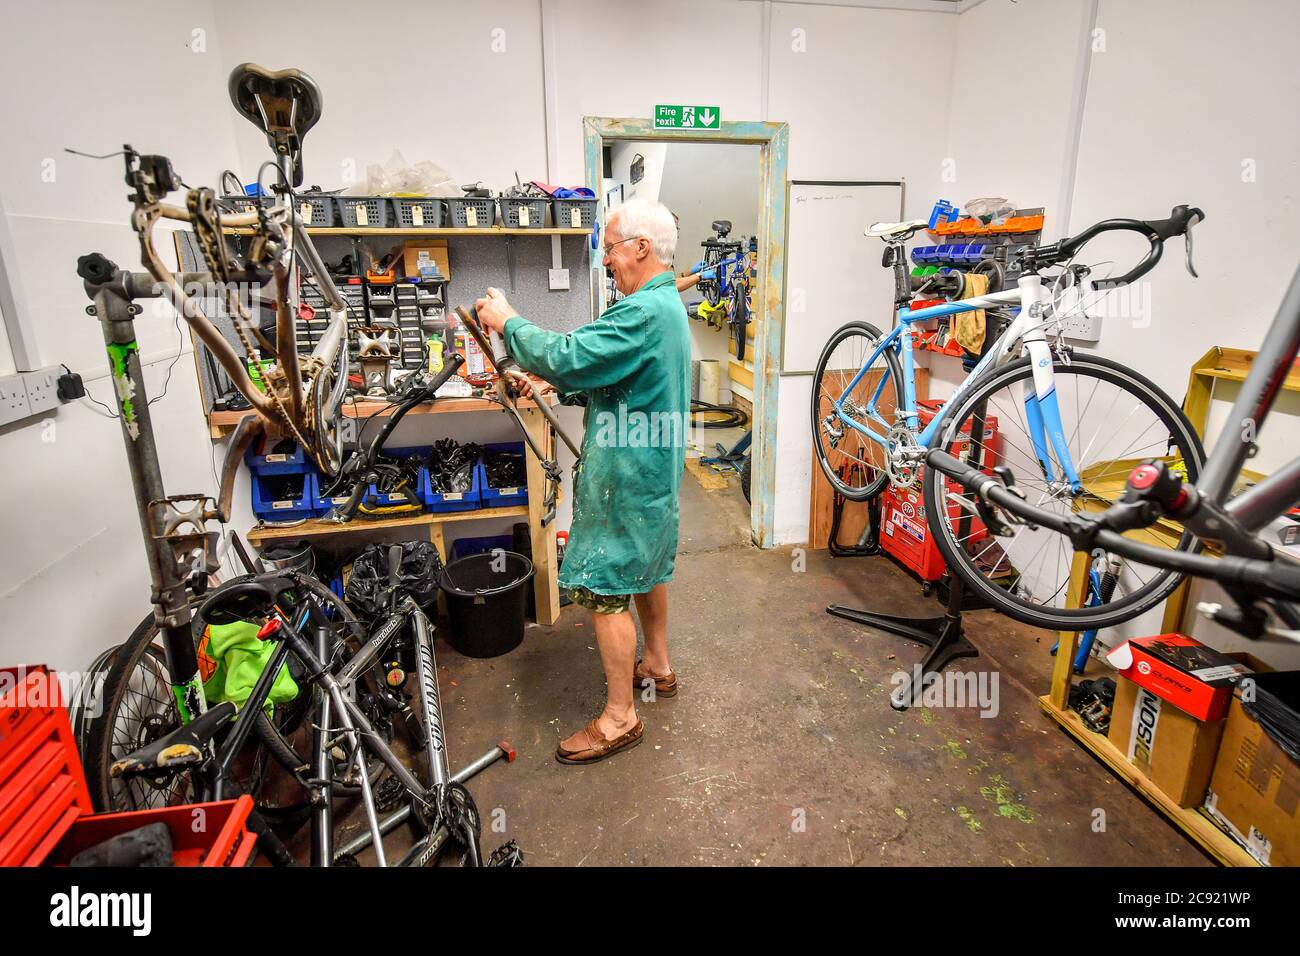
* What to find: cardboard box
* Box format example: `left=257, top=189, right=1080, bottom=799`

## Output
left=1108, top=675, right=1226, bottom=807
left=402, top=241, right=450, bottom=281
left=1205, top=673, right=1300, bottom=867
left=1106, top=633, right=1250, bottom=722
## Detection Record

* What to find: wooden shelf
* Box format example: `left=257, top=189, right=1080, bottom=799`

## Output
left=206, top=393, right=549, bottom=437
left=221, top=226, right=590, bottom=237
left=1039, top=696, right=1260, bottom=867
left=246, top=505, right=528, bottom=547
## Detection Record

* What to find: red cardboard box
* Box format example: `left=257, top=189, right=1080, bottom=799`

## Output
left=1106, top=634, right=1251, bottom=722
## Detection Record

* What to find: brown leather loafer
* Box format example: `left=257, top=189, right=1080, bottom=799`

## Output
left=555, top=718, right=645, bottom=765
left=633, top=659, right=678, bottom=698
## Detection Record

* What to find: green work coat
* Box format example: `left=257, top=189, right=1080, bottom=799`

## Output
left=504, top=271, right=691, bottom=596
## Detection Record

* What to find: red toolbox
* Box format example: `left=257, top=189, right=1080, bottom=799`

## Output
left=881, top=400, right=999, bottom=582
left=0, top=664, right=257, bottom=867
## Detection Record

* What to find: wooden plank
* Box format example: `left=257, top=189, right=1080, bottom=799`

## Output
left=222, top=226, right=589, bottom=237
left=521, top=407, right=560, bottom=625
left=1039, top=696, right=1260, bottom=867
left=807, top=369, right=928, bottom=550
left=685, top=457, right=731, bottom=490
left=728, top=361, right=754, bottom=391
left=207, top=392, right=552, bottom=437
left=245, top=506, right=527, bottom=547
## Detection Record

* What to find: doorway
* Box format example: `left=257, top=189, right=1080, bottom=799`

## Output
left=582, top=117, right=790, bottom=548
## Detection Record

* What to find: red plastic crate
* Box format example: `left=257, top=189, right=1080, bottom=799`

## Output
left=880, top=401, right=999, bottom=582
left=0, top=663, right=257, bottom=868
left=44, top=796, right=257, bottom=868
left=0, top=666, right=92, bottom=867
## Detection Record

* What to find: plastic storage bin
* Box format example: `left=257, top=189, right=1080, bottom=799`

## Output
left=337, top=197, right=392, bottom=228
left=251, top=471, right=317, bottom=523
left=444, top=196, right=496, bottom=228
left=552, top=197, right=598, bottom=230
left=478, top=442, right=529, bottom=509
left=421, top=452, right=482, bottom=513
left=499, top=197, right=548, bottom=229
left=245, top=435, right=309, bottom=476
left=393, top=198, right=444, bottom=228
left=294, top=193, right=336, bottom=227
left=47, top=796, right=258, bottom=868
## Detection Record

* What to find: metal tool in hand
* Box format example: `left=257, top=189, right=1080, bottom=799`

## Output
left=454, top=305, right=582, bottom=525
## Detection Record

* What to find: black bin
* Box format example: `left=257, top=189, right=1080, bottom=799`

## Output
left=439, top=551, right=535, bottom=658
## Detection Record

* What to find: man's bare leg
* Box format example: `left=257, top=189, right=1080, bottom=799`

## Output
left=559, top=609, right=638, bottom=750
left=634, top=583, right=671, bottom=677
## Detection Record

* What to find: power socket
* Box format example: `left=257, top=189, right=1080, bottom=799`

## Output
left=548, top=268, right=570, bottom=291
left=0, top=374, right=32, bottom=426
left=22, top=367, right=61, bottom=415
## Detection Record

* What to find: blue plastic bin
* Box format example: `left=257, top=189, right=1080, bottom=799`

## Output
left=245, top=435, right=309, bottom=476
left=421, top=449, right=481, bottom=513
left=478, top=442, right=528, bottom=509
left=251, top=471, right=317, bottom=523
left=451, top=534, right=514, bottom=562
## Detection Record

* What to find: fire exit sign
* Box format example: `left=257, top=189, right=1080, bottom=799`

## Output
left=654, top=104, right=720, bottom=129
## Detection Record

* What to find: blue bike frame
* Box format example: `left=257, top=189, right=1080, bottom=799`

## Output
left=830, top=274, right=1084, bottom=491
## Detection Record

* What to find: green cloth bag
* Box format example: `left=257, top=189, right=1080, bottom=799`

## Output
left=202, top=621, right=299, bottom=711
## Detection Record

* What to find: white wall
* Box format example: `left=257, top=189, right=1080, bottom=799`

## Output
left=0, top=0, right=245, bottom=673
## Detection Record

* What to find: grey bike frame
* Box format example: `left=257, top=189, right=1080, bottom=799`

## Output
left=1183, top=266, right=1300, bottom=552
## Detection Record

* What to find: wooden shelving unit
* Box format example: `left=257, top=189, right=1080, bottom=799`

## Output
left=243, top=402, right=561, bottom=625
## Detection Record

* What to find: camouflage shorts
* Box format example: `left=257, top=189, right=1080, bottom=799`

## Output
left=567, top=587, right=632, bottom=615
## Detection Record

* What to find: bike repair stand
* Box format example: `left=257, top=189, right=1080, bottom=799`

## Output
left=826, top=398, right=992, bottom=712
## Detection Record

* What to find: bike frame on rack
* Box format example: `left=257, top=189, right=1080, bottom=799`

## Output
left=831, top=274, right=1080, bottom=487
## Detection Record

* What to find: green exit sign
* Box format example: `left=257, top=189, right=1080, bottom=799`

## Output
left=654, top=104, right=721, bottom=129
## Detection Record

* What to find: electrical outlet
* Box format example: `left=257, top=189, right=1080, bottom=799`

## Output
left=22, top=367, right=61, bottom=415
left=0, top=374, right=32, bottom=426
left=548, top=268, right=570, bottom=291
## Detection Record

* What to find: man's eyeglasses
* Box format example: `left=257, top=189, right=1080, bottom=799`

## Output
left=602, top=236, right=643, bottom=255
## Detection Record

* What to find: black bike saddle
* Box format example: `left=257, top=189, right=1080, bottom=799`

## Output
left=198, top=572, right=297, bottom=626
left=110, top=701, right=237, bottom=779
left=227, top=63, right=323, bottom=187
left=712, top=219, right=732, bottom=238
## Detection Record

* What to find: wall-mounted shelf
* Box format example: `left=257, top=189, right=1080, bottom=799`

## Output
left=221, top=226, right=591, bottom=237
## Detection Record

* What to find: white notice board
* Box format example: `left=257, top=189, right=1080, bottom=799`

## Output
left=781, top=181, right=905, bottom=374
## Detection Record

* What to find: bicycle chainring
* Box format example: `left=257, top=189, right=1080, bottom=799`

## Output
left=886, top=425, right=923, bottom=490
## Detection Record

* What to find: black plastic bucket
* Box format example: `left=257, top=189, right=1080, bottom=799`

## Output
left=439, top=550, right=535, bottom=658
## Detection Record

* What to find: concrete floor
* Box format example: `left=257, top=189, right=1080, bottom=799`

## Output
left=383, top=470, right=1213, bottom=866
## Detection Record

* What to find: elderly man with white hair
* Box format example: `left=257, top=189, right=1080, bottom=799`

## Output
left=475, top=198, right=691, bottom=765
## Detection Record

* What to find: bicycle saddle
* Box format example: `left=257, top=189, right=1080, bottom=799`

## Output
left=110, top=701, right=237, bottom=779
left=227, top=63, right=323, bottom=187
left=866, top=218, right=928, bottom=240
left=712, top=220, right=732, bottom=238
left=197, top=572, right=297, bottom=626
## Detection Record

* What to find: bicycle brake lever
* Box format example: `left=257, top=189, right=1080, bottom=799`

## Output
left=1184, top=223, right=1199, bottom=278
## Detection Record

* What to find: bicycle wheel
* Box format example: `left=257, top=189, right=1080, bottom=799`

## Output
left=922, top=354, right=1205, bottom=631
left=730, top=279, right=750, bottom=362
left=811, top=321, right=901, bottom=501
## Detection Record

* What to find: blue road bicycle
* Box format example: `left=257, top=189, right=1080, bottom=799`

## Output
left=811, top=206, right=1207, bottom=630
left=691, top=220, right=754, bottom=360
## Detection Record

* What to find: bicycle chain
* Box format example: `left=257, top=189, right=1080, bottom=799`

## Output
left=189, top=188, right=313, bottom=452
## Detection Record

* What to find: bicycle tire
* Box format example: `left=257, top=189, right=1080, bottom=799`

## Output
left=811, top=321, right=901, bottom=501
left=922, top=353, right=1205, bottom=631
